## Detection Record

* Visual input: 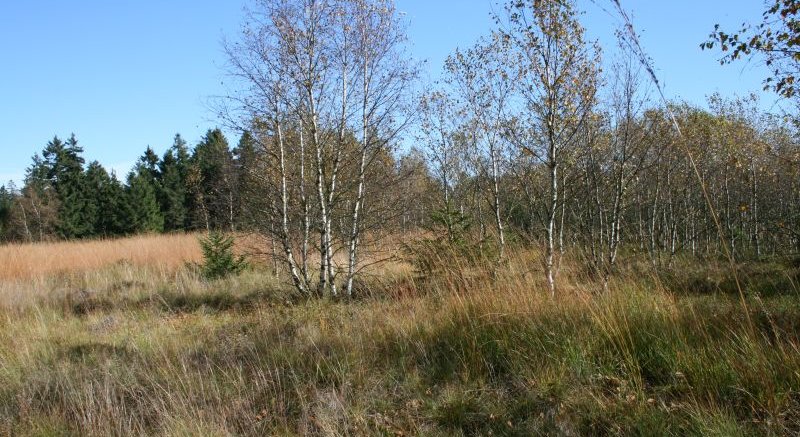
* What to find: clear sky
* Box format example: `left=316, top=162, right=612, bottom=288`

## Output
left=0, top=0, right=780, bottom=185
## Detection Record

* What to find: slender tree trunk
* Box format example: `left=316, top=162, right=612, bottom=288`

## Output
left=277, top=117, right=308, bottom=294
left=724, top=166, right=735, bottom=258
left=299, top=119, right=311, bottom=285
left=545, top=146, right=558, bottom=297
left=490, top=144, right=506, bottom=259
left=228, top=189, right=235, bottom=232
left=311, top=110, right=330, bottom=296
left=279, top=118, right=308, bottom=292
left=559, top=171, right=567, bottom=260
left=637, top=186, right=645, bottom=252
left=18, top=201, right=32, bottom=243
left=346, top=70, right=370, bottom=297
left=649, top=169, right=661, bottom=267
left=32, top=199, right=43, bottom=242
left=270, top=217, right=280, bottom=278
left=751, top=160, right=760, bottom=258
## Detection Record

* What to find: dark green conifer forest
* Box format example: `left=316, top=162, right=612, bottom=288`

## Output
left=0, top=130, right=256, bottom=242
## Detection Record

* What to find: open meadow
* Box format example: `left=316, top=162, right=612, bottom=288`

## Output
left=0, top=234, right=797, bottom=435
left=3, top=0, right=800, bottom=435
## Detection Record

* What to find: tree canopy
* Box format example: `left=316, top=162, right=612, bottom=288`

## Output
left=703, top=0, right=800, bottom=99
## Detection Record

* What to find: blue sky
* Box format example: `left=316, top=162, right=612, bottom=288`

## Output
left=0, top=0, right=780, bottom=185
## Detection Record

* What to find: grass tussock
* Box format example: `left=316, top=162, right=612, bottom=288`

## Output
left=0, top=235, right=798, bottom=435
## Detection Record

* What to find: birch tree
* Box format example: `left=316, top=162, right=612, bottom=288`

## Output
left=445, top=36, right=513, bottom=259
left=498, top=0, right=599, bottom=295
left=583, top=56, right=656, bottom=285
left=221, top=0, right=414, bottom=297
left=418, top=91, right=467, bottom=242
left=342, top=0, right=416, bottom=296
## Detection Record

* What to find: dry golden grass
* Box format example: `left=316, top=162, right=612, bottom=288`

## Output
left=0, top=233, right=798, bottom=434
left=0, top=233, right=202, bottom=282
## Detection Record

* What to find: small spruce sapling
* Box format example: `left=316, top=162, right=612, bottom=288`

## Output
left=198, top=232, right=248, bottom=279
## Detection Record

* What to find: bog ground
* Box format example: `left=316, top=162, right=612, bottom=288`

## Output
left=0, top=234, right=797, bottom=436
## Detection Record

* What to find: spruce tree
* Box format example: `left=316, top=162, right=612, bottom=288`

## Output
left=85, top=162, right=129, bottom=237
left=158, top=135, right=190, bottom=232
left=84, top=161, right=106, bottom=236
left=126, top=165, right=164, bottom=233
left=107, top=172, right=131, bottom=235
left=139, top=146, right=161, bottom=182
left=233, top=130, right=258, bottom=230
left=42, top=134, right=94, bottom=239
left=25, top=154, right=50, bottom=193
left=0, top=185, right=13, bottom=241
left=193, top=129, right=235, bottom=230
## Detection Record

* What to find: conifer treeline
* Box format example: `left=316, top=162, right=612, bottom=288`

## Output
left=0, top=129, right=256, bottom=242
